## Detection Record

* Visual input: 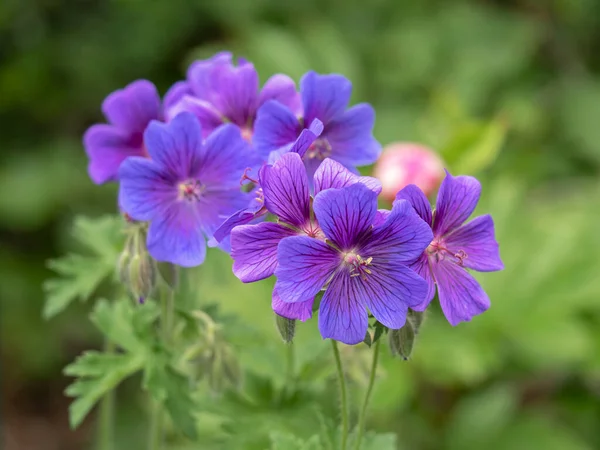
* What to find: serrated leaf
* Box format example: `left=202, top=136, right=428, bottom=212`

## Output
left=43, top=215, right=125, bottom=318
left=163, top=366, right=199, bottom=440
left=64, top=350, right=144, bottom=429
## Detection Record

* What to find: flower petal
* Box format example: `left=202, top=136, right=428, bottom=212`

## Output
left=318, top=270, right=368, bottom=345
left=260, top=152, right=310, bottom=227
left=195, top=189, right=251, bottom=239
left=362, top=199, right=433, bottom=265
left=163, top=81, right=192, bottom=112
left=408, top=254, right=436, bottom=311
left=253, top=100, right=300, bottom=162
left=300, top=71, right=351, bottom=125
left=84, top=124, right=142, bottom=184
left=290, top=119, right=324, bottom=158
left=433, top=171, right=481, bottom=237
left=395, top=184, right=433, bottom=226
left=313, top=183, right=377, bottom=250
left=274, top=236, right=339, bottom=303
left=187, top=52, right=233, bottom=100
left=196, top=123, right=253, bottom=188
left=258, top=74, right=301, bottom=115
left=102, top=80, right=161, bottom=132
left=325, top=103, right=381, bottom=167
left=146, top=203, right=207, bottom=267
left=373, top=209, right=391, bottom=227
left=231, top=222, right=296, bottom=282
left=143, top=112, right=203, bottom=179
left=118, top=157, right=177, bottom=221
left=445, top=215, right=504, bottom=272
left=433, top=261, right=491, bottom=326
left=212, top=62, right=259, bottom=126
left=212, top=197, right=265, bottom=246
left=313, top=158, right=382, bottom=196
left=272, top=289, right=314, bottom=322
left=359, top=262, right=428, bottom=327
left=165, top=95, right=224, bottom=137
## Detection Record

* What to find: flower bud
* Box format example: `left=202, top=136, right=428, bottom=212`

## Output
left=274, top=313, right=296, bottom=343
left=408, top=309, right=426, bottom=334
left=128, top=253, right=157, bottom=303
left=116, top=236, right=133, bottom=285
left=389, top=321, right=416, bottom=360
left=373, top=142, right=445, bottom=203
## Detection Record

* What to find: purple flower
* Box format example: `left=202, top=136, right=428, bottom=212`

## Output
left=165, top=52, right=300, bottom=145
left=396, top=171, right=504, bottom=325
left=118, top=112, right=251, bottom=267
left=210, top=118, right=325, bottom=250
left=274, top=184, right=433, bottom=345
left=230, top=153, right=382, bottom=324
left=253, top=71, right=381, bottom=179
left=84, top=80, right=185, bottom=184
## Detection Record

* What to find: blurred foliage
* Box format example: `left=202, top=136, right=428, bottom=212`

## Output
left=2, top=0, right=600, bottom=449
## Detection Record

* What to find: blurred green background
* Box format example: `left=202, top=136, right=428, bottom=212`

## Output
left=2, top=0, right=600, bottom=449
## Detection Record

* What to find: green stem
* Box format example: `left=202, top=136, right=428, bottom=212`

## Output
left=354, top=339, right=381, bottom=450
left=285, top=342, right=295, bottom=388
left=97, top=339, right=116, bottom=450
left=148, top=270, right=178, bottom=450
left=331, top=340, right=349, bottom=450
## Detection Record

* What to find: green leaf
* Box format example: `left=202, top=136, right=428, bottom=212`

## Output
left=64, top=350, right=144, bottom=429
left=43, top=215, right=124, bottom=318
left=357, top=431, right=397, bottom=450
left=163, top=366, right=199, bottom=440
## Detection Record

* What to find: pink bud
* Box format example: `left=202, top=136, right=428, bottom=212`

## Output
left=373, top=143, right=445, bottom=202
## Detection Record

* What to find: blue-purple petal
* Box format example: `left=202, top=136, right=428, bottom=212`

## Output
left=118, top=157, right=177, bottom=221
left=313, top=184, right=378, bottom=250
left=300, top=71, right=351, bottom=125
left=274, top=236, right=339, bottom=304
left=318, top=269, right=368, bottom=345
left=408, top=254, right=436, bottom=311
left=362, top=199, right=433, bottom=265
left=325, top=103, right=381, bottom=167
left=143, top=112, right=203, bottom=180
left=272, top=289, right=314, bottom=322
left=395, top=184, right=433, bottom=226
left=313, top=158, right=382, bottom=196
left=433, top=170, right=482, bottom=237
left=231, top=222, right=296, bottom=283
left=433, top=260, right=491, bottom=326
left=165, top=95, right=224, bottom=138
left=258, top=74, right=301, bottom=115
left=102, top=80, right=161, bottom=132
left=445, top=214, right=504, bottom=272
left=253, top=100, right=300, bottom=163
left=260, top=153, right=310, bottom=227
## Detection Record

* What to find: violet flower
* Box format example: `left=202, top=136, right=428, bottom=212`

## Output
left=165, top=52, right=300, bottom=147
left=230, top=152, right=381, bottom=323
left=253, top=71, right=381, bottom=179
left=396, top=171, right=504, bottom=325
left=84, top=79, right=183, bottom=184
left=274, top=184, right=433, bottom=345
left=118, top=112, right=252, bottom=267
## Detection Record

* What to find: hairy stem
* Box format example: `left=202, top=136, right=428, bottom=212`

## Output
left=331, top=340, right=349, bottom=450
left=97, top=338, right=116, bottom=450
left=354, top=339, right=381, bottom=450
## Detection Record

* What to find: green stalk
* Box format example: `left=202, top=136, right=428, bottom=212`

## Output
left=148, top=270, right=177, bottom=450
left=354, top=339, right=381, bottom=450
left=331, top=340, right=349, bottom=450
left=97, top=339, right=116, bottom=450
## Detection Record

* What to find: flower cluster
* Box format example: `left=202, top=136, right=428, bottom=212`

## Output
left=84, top=51, right=503, bottom=344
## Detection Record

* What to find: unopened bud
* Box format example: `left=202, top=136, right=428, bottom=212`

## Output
left=275, top=314, right=296, bottom=343
left=373, top=142, right=445, bottom=203
left=128, top=253, right=157, bottom=303
left=408, top=309, right=426, bottom=334
left=389, top=322, right=416, bottom=360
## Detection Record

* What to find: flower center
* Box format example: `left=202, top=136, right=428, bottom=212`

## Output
left=343, top=252, right=373, bottom=280
left=178, top=179, right=204, bottom=201
left=427, top=238, right=467, bottom=266
left=302, top=221, right=324, bottom=239
left=305, top=138, right=332, bottom=160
